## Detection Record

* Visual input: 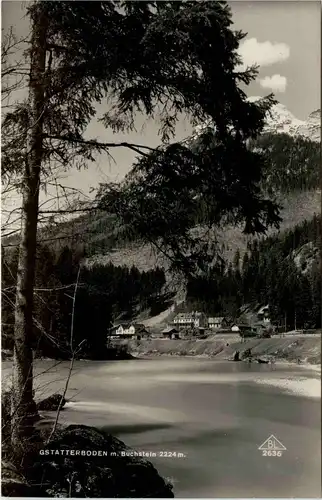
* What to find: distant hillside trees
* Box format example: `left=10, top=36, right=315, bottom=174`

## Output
left=32, top=131, right=320, bottom=263
left=2, top=245, right=166, bottom=360
left=187, top=215, right=321, bottom=329
left=250, top=133, right=320, bottom=194
left=242, top=215, right=321, bottom=329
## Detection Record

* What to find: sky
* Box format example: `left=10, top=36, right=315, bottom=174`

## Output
left=1, top=1, right=321, bottom=205
left=231, top=1, right=320, bottom=116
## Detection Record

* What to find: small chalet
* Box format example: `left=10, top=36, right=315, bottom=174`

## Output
left=231, top=323, right=250, bottom=333
left=208, top=317, right=226, bottom=329
left=161, top=326, right=179, bottom=339
left=108, top=323, right=148, bottom=339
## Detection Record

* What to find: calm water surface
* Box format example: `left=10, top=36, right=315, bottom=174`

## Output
left=2, top=358, right=321, bottom=497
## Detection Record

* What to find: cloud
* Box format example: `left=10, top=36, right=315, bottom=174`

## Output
left=237, top=38, right=290, bottom=69
left=259, top=74, right=287, bottom=93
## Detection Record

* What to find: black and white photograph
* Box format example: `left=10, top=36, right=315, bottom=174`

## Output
left=1, top=0, right=321, bottom=498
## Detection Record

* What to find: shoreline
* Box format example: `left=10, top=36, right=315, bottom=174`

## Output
left=122, top=335, right=321, bottom=367
left=131, top=353, right=321, bottom=399
left=132, top=351, right=321, bottom=369
left=2, top=353, right=321, bottom=370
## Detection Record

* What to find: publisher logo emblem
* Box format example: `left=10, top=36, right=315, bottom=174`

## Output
left=258, top=434, right=286, bottom=457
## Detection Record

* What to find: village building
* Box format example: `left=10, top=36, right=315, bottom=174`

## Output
left=208, top=317, right=227, bottom=329
left=230, top=305, right=271, bottom=335
left=231, top=323, right=251, bottom=333
left=108, top=323, right=148, bottom=339
left=161, top=326, right=180, bottom=339
left=172, top=312, right=207, bottom=330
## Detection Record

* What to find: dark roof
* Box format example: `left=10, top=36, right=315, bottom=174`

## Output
left=162, top=326, right=178, bottom=334
left=110, top=322, right=147, bottom=330
left=173, top=313, right=194, bottom=320
left=108, top=323, right=129, bottom=331
left=174, top=312, right=206, bottom=320
left=208, top=317, right=224, bottom=322
left=115, top=323, right=130, bottom=329
left=257, top=305, right=269, bottom=314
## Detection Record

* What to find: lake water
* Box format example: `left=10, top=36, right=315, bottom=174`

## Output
left=2, top=358, right=321, bottom=497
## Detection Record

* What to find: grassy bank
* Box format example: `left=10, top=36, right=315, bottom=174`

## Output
left=117, top=336, right=321, bottom=365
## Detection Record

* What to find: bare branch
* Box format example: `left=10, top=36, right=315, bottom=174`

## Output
left=38, top=207, right=102, bottom=215
left=43, top=134, right=156, bottom=156
left=34, top=283, right=82, bottom=292
left=46, top=267, right=83, bottom=444
left=1, top=27, right=30, bottom=103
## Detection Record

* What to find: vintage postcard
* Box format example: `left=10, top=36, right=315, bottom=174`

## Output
left=1, top=0, right=321, bottom=498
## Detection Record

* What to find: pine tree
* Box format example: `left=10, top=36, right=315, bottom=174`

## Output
left=5, top=0, right=282, bottom=453
left=10, top=4, right=48, bottom=454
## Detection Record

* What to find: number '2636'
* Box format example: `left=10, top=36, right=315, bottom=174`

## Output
left=262, top=450, right=283, bottom=457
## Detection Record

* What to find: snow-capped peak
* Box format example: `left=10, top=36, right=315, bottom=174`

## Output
left=191, top=98, right=320, bottom=142
left=249, top=96, right=320, bottom=142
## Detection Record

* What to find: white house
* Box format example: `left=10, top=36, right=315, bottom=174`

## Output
left=173, top=313, right=193, bottom=329
left=173, top=312, right=207, bottom=330
left=109, top=323, right=147, bottom=338
left=208, top=317, right=224, bottom=329
left=231, top=323, right=255, bottom=334
left=115, top=324, right=134, bottom=336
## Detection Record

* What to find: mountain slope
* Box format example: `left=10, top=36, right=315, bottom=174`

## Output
left=11, top=101, right=317, bottom=321
left=81, top=100, right=321, bottom=325
left=86, top=189, right=320, bottom=269
left=248, top=97, right=320, bottom=142
left=194, top=98, right=320, bottom=143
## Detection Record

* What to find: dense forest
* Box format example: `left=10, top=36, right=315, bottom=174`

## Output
left=1, top=245, right=166, bottom=359
left=187, top=214, right=321, bottom=329
left=250, top=132, right=320, bottom=194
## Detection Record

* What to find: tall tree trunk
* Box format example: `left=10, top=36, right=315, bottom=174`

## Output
left=11, top=4, right=47, bottom=458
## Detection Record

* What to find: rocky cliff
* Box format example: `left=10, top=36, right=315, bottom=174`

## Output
left=248, top=97, right=320, bottom=142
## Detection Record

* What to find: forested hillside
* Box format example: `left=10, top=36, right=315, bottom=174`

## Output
left=2, top=131, right=321, bottom=357
left=3, top=131, right=319, bottom=259
left=2, top=245, right=167, bottom=359
left=250, top=132, right=320, bottom=194
left=187, top=214, right=321, bottom=329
